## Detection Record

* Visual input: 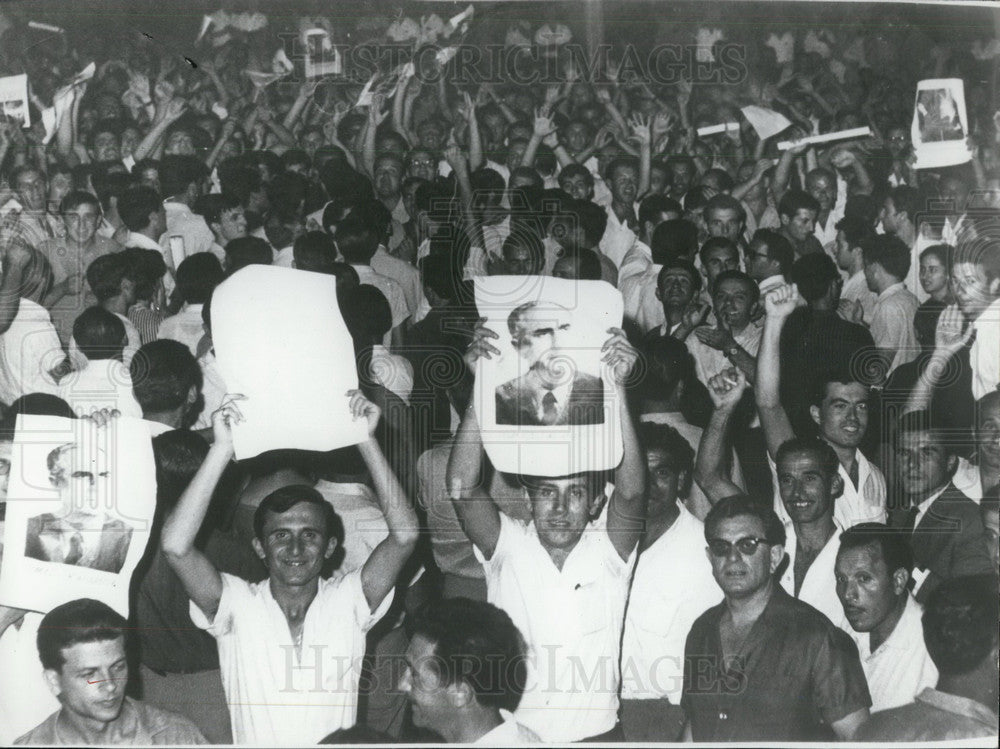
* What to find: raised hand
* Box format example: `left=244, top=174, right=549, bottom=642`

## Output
left=464, top=317, right=501, bottom=371
left=763, top=283, right=801, bottom=320
left=707, top=367, right=748, bottom=410
left=533, top=108, right=556, bottom=139
left=934, top=304, right=974, bottom=354
left=212, top=394, right=246, bottom=452
left=681, top=301, right=712, bottom=330
left=347, top=389, right=381, bottom=437
left=601, top=327, right=639, bottom=386
left=695, top=324, right=735, bottom=351
left=628, top=113, right=652, bottom=146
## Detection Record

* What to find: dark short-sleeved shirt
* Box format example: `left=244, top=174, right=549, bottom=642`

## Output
left=681, top=585, right=871, bottom=742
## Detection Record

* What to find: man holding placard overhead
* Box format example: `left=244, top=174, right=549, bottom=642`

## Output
left=448, top=318, right=644, bottom=742
left=161, top=392, right=418, bottom=745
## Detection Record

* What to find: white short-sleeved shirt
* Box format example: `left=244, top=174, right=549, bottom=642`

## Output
left=156, top=303, right=204, bottom=357
left=779, top=522, right=847, bottom=629
left=771, top=451, right=886, bottom=531
left=870, top=282, right=919, bottom=375
left=58, top=359, right=143, bottom=418
left=190, top=571, right=393, bottom=746
left=598, top=204, right=638, bottom=269
left=851, top=594, right=938, bottom=712
left=475, top=511, right=634, bottom=742
left=621, top=505, right=721, bottom=703
left=0, top=298, right=62, bottom=404
left=841, top=271, right=878, bottom=324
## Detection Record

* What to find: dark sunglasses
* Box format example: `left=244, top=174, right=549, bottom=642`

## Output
left=707, top=536, right=770, bottom=557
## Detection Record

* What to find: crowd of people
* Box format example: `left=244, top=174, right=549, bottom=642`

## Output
left=0, top=2, right=998, bottom=745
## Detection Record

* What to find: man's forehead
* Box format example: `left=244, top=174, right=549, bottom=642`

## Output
left=823, top=382, right=868, bottom=401
left=61, top=636, right=126, bottom=666
left=263, top=502, right=327, bottom=530
left=835, top=542, right=885, bottom=571
left=714, top=514, right=766, bottom=538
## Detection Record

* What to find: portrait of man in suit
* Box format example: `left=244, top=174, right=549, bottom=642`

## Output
left=23, top=442, right=133, bottom=574
left=495, top=301, right=605, bottom=426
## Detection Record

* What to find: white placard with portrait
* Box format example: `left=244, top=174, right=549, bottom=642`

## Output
left=0, top=415, right=156, bottom=617
left=912, top=78, right=972, bottom=170
left=473, top=276, right=624, bottom=477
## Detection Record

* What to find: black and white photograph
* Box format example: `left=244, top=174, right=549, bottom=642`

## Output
left=0, top=0, right=998, bottom=746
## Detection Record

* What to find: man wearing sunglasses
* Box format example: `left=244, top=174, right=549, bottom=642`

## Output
left=680, top=495, right=871, bottom=742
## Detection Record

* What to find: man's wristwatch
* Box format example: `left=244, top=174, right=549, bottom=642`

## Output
left=725, top=343, right=741, bottom=359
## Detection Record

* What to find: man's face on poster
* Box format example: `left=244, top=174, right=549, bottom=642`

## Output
left=47, top=444, right=111, bottom=514
left=511, top=305, right=574, bottom=385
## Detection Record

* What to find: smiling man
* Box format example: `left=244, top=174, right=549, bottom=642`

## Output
left=162, top=392, right=418, bottom=745
left=15, top=598, right=205, bottom=745
left=449, top=328, right=644, bottom=742
left=681, top=495, right=871, bottom=741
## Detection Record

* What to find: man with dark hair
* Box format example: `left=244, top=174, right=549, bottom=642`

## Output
left=449, top=330, right=643, bottom=741
left=620, top=422, right=720, bottom=742
left=552, top=247, right=603, bottom=281
left=118, top=187, right=169, bottom=290
left=157, top=253, right=223, bottom=356
left=861, top=233, right=919, bottom=376
left=60, top=307, right=142, bottom=418
left=335, top=212, right=409, bottom=348
left=162, top=392, right=418, bottom=744
left=599, top=156, right=640, bottom=268
left=557, top=163, right=595, bottom=202
left=890, top=410, right=993, bottom=603
left=777, top=189, right=824, bottom=257
left=292, top=231, right=338, bottom=275
left=399, top=597, right=539, bottom=744
left=755, top=283, right=886, bottom=530
left=3, top=165, right=63, bottom=251
left=835, top=523, right=938, bottom=711
left=681, top=494, right=871, bottom=741
left=685, top=269, right=760, bottom=388
left=349, top=200, right=423, bottom=318
left=158, top=155, right=214, bottom=263
left=745, top=228, right=793, bottom=297
left=834, top=214, right=877, bottom=324
left=703, top=194, right=746, bottom=246
left=619, top=212, right=690, bottom=332
left=854, top=575, right=1000, bottom=740
left=14, top=598, right=205, bottom=744
left=198, top=193, right=246, bottom=263
left=82, top=253, right=141, bottom=366
left=222, top=236, right=272, bottom=274
left=131, top=340, right=204, bottom=432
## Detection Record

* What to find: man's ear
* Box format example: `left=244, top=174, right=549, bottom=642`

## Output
left=43, top=668, right=62, bottom=699
left=185, top=385, right=199, bottom=406
left=748, top=300, right=762, bottom=321
left=830, top=473, right=845, bottom=500
left=448, top=680, right=474, bottom=709
left=589, top=488, right=609, bottom=519
left=779, top=213, right=790, bottom=228
left=946, top=453, right=959, bottom=476
left=809, top=405, right=822, bottom=427
left=324, top=537, right=337, bottom=560
left=654, top=285, right=663, bottom=302
left=209, top=221, right=221, bottom=237
left=891, top=567, right=910, bottom=596
left=769, top=543, right=785, bottom=574
left=251, top=537, right=266, bottom=563
left=989, top=276, right=1000, bottom=297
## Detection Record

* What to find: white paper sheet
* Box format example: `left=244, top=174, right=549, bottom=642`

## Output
left=0, top=415, right=156, bottom=617
left=473, top=276, right=624, bottom=477
left=912, top=78, right=971, bottom=170
left=698, top=122, right=739, bottom=137
left=777, top=126, right=871, bottom=151
left=211, top=265, right=368, bottom=459
left=0, top=74, right=29, bottom=128
left=741, top=105, right=792, bottom=140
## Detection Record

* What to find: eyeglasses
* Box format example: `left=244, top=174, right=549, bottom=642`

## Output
left=707, top=536, right=770, bottom=557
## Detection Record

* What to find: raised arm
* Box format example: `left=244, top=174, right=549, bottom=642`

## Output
left=161, top=395, right=243, bottom=620
left=695, top=368, right=748, bottom=503
left=603, top=328, right=646, bottom=560
left=447, top=322, right=503, bottom=558
left=630, top=114, right=652, bottom=199
left=755, top=283, right=799, bottom=459
left=353, top=390, right=419, bottom=611
left=904, top=304, right=974, bottom=414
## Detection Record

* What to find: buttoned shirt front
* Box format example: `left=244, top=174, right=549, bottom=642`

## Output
left=681, top=585, right=871, bottom=742
left=475, top=511, right=635, bottom=742
left=850, top=594, right=938, bottom=712
left=779, top=521, right=846, bottom=628
left=621, top=504, right=721, bottom=703
left=190, top=571, right=393, bottom=745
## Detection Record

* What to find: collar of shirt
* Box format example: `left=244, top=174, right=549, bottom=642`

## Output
left=972, top=296, right=1000, bottom=334
left=915, top=688, right=998, bottom=729
left=535, top=379, right=573, bottom=413
left=914, top=482, right=950, bottom=527
left=877, top=281, right=907, bottom=302
left=163, top=201, right=192, bottom=218
left=127, top=231, right=162, bottom=250
left=859, top=593, right=923, bottom=661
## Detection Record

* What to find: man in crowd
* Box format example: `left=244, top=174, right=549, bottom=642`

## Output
left=15, top=598, right=206, bottom=745
left=681, top=495, right=871, bottom=741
